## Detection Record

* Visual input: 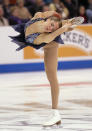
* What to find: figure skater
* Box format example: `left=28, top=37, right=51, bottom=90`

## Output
left=10, top=11, right=76, bottom=126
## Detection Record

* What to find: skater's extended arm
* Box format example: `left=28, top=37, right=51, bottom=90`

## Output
left=33, top=11, right=61, bottom=19
left=61, top=18, right=75, bottom=26
left=34, top=23, right=73, bottom=45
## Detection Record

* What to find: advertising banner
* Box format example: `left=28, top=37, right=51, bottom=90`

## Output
left=24, top=25, right=92, bottom=60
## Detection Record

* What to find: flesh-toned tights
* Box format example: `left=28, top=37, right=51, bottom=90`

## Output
left=44, top=41, right=59, bottom=109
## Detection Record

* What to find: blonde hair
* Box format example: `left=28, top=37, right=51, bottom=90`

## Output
left=49, top=16, right=62, bottom=27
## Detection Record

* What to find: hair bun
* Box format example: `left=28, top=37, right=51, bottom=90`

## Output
left=53, top=13, right=61, bottom=19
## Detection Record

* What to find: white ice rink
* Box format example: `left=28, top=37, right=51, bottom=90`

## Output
left=0, top=69, right=92, bottom=131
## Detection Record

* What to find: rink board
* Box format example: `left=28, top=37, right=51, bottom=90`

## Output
left=0, top=25, right=92, bottom=73
left=0, top=60, right=92, bottom=73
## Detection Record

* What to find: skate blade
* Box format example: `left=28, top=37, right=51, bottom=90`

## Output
left=43, top=120, right=61, bottom=127
left=42, top=121, right=62, bottom=130
left=56, top=120, right=61, bottom=125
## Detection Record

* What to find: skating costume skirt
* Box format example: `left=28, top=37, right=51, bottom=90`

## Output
left=9, top=18, right=64, bottom=51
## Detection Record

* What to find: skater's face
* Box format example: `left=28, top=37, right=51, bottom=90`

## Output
left=44, top=18, right=59, bottom=32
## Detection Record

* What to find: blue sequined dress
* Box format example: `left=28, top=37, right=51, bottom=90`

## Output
left=10, top=18, right=64, bottom=51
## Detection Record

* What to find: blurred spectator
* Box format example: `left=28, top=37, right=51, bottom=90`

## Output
left=0, top=0, right=91, bottom=25
left=10, top=0, right=16, bottom=5
left=86, top=9, right=92, bottom=23
left=63, top=0, right=76, bottom=18
left=0, top=5, right=9, bottom=26
left=51, top=0, right=61, bottom=12
left=88, top=0, right=92, bottom=10
left=78, top=0, right=88, bottom=9
left=86, top=0, right=92, bottom=23
left=60, top=2, right=69, bottom=19
left=42, top=4, right=50, bottom=12
left=43, top=0, right=52, bottom=4
left=17, top=0, right=32, bottom=19
left=24, top=0, right=37, bottom=16
left=35, top=0, right=45, bottom=12
left=25, top=0, right=36, bottom=4
left=9, top=6, right=22, bottom=25
left=3, top=0, right=11, bottom=18
left=78, top=6, right=88, bottom=23
left=0, top=0, right=2, bottom=4
left=49, top=3, right=56, bottom=11
left=49, top=0, right=69, bottom=19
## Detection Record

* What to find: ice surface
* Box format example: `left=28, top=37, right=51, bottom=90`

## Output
left=0, top=69, right=92, bottom=131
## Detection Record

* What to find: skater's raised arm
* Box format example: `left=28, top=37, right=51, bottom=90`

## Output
left=33, top=11, right=61, bottom=19
left=61, top=18, right=76, bottom=26
left=34, top=23, right=73, bottom=45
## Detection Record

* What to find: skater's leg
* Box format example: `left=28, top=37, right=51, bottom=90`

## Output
left=43, top=42, right=61, bottom=126
left=44, top=42, right=59, bottom=109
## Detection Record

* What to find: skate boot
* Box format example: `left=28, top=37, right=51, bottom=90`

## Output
left=43, top=109, right=61, bottom=127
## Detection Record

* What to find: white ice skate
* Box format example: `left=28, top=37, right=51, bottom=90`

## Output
left=42, top=109, right=61, bottom=127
